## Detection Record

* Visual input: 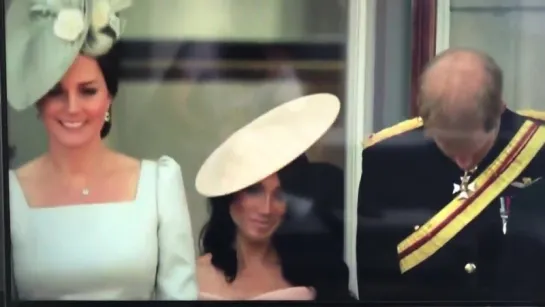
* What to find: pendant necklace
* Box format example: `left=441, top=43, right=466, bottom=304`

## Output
left=82, top=188, right=90, bottom=196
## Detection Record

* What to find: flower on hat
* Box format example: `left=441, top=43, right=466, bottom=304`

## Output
left=82, top=0, right=132, bottom=56
left=53, top=8, right=85, bottom=42
left=91, top=0, right=111, bottom=30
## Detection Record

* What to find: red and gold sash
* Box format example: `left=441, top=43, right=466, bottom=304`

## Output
left=397, top=120, right=545, bottom=273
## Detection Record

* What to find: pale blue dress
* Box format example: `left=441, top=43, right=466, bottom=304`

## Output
left=9, top=156, right=198, bottom=300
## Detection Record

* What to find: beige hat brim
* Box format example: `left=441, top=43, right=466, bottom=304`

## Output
left=195, top=93, right=341, bottom=197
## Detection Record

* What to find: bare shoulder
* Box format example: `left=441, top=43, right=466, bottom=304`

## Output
left=106, top=152, right=141, bottom=176
left=109, top=152, right=140, bottom=169
left=14, top=156, right=46, bottom=181
left=197, top=253, right=214, bottom=273
left=196, top=253, right=222, bottom=290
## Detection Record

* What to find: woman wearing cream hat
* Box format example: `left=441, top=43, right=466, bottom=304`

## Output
left=6, top=0, right=197, bottom=300
left=195, top=94, right=356, bottom=301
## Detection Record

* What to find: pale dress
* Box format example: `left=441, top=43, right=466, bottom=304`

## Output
left=9, top=156, right=198, bottom=300
left=199, top=287, right=316, bottom=301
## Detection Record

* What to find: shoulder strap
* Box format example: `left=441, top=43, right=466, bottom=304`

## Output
left=518, top=109, right=545, bottom=121
left=363, top=117, right=423, bottom=148
left=362, top=110, right=545, bottom=148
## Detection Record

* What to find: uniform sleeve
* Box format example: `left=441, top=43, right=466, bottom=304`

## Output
left=155, top=156, right=198, bottom=300
left=357, top=147, right=384, bottom=216
left=356, top=146, right=400, bottom=300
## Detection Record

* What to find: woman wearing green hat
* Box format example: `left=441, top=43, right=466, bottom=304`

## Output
left=6, top=0, right=198, bottom=300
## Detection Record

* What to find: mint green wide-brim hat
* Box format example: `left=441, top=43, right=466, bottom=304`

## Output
left=6, top=0, right=132, bottom=112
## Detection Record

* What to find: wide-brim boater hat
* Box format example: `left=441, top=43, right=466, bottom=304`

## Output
left=195, top=93, right=341, bottom=197
left=6, top=0, right=132, bottom=111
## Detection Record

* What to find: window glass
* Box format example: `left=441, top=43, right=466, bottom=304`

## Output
left=5, top=0, right=352, bottom=301
left=450, top=0, right=545, bottom=111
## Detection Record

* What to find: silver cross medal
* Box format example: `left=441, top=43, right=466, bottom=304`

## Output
left=499, top=197, right=509, bottom=235
left=453, top=170, right=476, bottom=200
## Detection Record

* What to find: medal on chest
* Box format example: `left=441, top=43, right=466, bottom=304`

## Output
left=452, top=167, right=477, bottom=200
left=499, top=196, right=510, bottom=235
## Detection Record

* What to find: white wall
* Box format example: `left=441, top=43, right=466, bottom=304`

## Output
left=450, top=0, right=545, bottom=110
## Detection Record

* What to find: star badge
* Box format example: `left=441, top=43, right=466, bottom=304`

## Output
left=453, top=176, right=476, bottom=200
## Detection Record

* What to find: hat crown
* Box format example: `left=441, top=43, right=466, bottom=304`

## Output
left=195, top=93, right=341, bottom=197
left=6, top=0, right=132, bottom=111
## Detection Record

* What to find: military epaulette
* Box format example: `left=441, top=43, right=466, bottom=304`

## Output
left=518, top=109, right=545, bottom=122
left=363, top=117, right=424, bottom=148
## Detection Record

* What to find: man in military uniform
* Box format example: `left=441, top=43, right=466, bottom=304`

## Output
left=356, top=48, right=545, bottom=302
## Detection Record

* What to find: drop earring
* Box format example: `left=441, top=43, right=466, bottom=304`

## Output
left=104, top=111, right=110, bottom=122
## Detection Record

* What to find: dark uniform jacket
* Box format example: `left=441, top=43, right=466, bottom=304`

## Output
left=496, top=175, right=545, bottom=303
left=356, top=109, right=545, bottom=302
